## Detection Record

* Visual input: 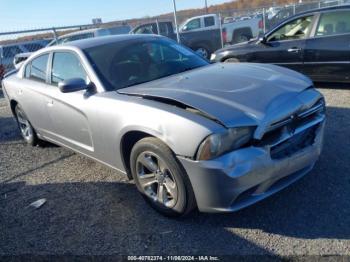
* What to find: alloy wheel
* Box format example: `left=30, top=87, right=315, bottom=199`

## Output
left=195, top=47, right=209, bottom=59
left=16, top=108, right=33, bottom=141
left=136, top=151, right=178, bottom=208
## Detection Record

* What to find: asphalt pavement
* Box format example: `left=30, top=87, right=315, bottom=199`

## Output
left=0, top=86, right=349, bottom=258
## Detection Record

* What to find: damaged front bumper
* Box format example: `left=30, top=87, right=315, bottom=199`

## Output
left=178, top=119, right=325, bottom=213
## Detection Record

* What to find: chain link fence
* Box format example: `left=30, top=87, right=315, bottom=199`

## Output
left=1, top=0, right=350, bottom=79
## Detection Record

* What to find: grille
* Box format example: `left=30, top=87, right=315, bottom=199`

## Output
left=258, top=99, right=325, bottom=159
left=270, top=125, right=317, bottom=159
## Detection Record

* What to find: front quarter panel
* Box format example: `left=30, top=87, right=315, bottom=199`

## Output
left=88, top=92, right=225, bottom=172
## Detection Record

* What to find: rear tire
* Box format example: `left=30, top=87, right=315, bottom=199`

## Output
left=130, top=137, right=196, bottom=217
left=194, top=46, right=210, bottom=59
left=15, top=104, right=38, bottom=146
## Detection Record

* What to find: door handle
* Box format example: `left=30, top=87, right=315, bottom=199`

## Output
left=287, top=47, right=302, bottom=53
left=47, top=100, right=54, bottom=106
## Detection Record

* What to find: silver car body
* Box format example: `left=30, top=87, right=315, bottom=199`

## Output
left=2, top=35, right=325, bottom=212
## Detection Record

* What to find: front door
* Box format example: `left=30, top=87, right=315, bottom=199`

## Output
left=254, top=14, right=315, bottom=73
left=45, top=51, right=94, bottom=153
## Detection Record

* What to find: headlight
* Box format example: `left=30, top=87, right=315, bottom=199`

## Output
left=196, top=127, right=254, bottom=161
left=210, top=53, right=216, bottom=61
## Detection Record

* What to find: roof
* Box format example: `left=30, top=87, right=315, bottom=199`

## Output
left=62, top=34, right=162, bottom=50
left=292, top=4, right=350, bottom=17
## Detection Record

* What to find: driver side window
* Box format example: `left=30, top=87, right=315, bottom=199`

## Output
left=268, top=15, right=314, bottom=42
left=51, top=52, right=88, bottom=86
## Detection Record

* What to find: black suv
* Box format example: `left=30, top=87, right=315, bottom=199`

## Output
left=212, top=5, right=350, bottom=83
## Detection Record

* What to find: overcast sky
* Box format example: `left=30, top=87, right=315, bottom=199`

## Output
left=0, top=0, right=232, bottom=31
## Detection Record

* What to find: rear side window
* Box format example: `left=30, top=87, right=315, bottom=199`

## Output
left=185, top=18, right=201, bottom=31
left=51, top=52, right=87, bottom=85
left=27, top=54, right=49, bottom=82
left=316, top=10, right=350, bottom=36
left=204, top=17, right=215, bottom=27
left=134, top=24, right=155, bottom=34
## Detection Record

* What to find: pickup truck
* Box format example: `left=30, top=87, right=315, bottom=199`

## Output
left=182, top=14, right=263, bottom=44
left=130, top=20, right=221, bottom=59
left=130, top=14, right=263, bottom=59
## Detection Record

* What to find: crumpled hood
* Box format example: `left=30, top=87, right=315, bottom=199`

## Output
left=118, top=63, right=317, bottom=137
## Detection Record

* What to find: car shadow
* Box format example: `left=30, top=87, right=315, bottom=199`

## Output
left=0, top=106, right=349, bottom=255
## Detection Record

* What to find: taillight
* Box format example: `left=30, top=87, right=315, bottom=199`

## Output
left=258, top=19, right=263, bottom=29
left=222, top=28, right=227, bottom=43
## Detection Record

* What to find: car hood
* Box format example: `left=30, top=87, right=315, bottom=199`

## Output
left=118, top=63, right=316, bottom=138
left=218, top=38, right=259, bottom=53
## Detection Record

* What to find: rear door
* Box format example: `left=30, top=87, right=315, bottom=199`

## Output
left=254, top=14, right=316, bottom=73
left=15, top=53, right=54, bottom=135
left=303, top=9, right=350, bottom=82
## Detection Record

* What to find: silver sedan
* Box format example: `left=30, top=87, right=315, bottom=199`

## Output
left=2, top=35, right=326, bottom=217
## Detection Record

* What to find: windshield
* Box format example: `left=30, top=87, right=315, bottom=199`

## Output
left=84, top=38, right=209, bottom=91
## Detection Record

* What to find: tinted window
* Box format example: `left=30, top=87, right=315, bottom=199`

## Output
left=23, top=43, right=44, bottom=52
left=316, top=10, right=350, bottom=36
left=159, top=23, right=171, bottom=35
left=97, top=29, right=111, bottom=36
left=204, top=17, right=215, bottom=27
left=268, top=15, right=314, bottom=42
left=84, top=38, right=208, bottom=91
left=184, top=18, right=201, bottom=31
left=68, top=33, right=94, bottom=42
left=51, top=52, right=87, bottom=85
left=3, top=46, right=22, bottom=58
left=29, top=54, right=49, bottom=82
left=134, top=24, right=155, bottom=34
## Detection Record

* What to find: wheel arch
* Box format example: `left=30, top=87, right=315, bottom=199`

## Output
left=120, top=130, right=158, bottom=180
left=10, top=99, right=18, bottom=117
left=190, top=40, right=212, bottom=53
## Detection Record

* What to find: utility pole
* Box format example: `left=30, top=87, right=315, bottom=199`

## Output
left=205, top=0, right=208, bottom=13
left=172, top=0, right=180, bottom=43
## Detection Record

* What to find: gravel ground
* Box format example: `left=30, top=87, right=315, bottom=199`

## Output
left=0, top=86, right=349, bottom=258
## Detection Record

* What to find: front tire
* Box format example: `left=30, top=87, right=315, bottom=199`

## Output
left=224, top=57, right=240, bottom=63
left=130, top=137, right=196, bottom=217
left=15, top=104, right=38, bottom=146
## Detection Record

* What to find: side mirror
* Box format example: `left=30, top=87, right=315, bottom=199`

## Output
left=258, top=35, right=268, bottom=44
left=58, top=78, right=88, bottom=93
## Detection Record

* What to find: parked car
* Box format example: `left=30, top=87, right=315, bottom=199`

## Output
left=13, top=26, right=132, bottom=70
left=211, top=5, right=350, bottom=83
left=2, top=35, right=325, bottom=216
left=0, top=40, right=50, bottom=80
left=130, top=14, right=263, bottom=59
left=47, top=26, right=132, bottom=47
